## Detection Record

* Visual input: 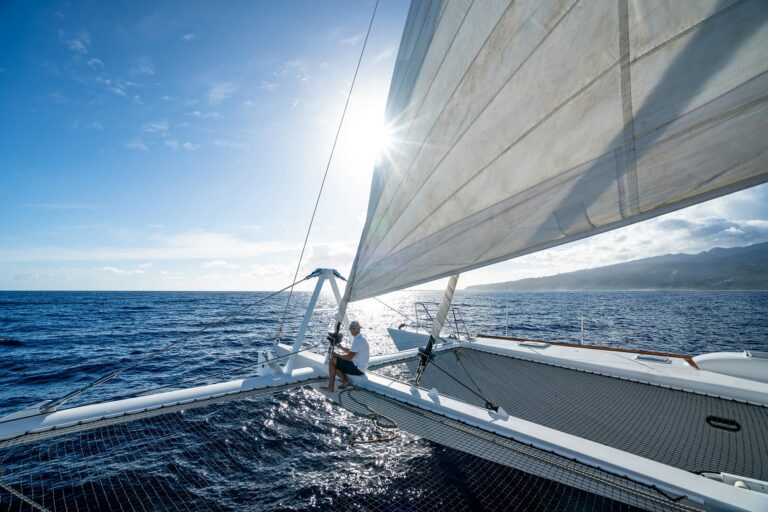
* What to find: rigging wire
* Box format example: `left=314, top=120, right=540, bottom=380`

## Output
left=41, top=276, right=311, bottom=413
left=75, top=341, right=328, bottom=407
left=423, top=355, right=499, bottom=412
left=374, top=296, right=415, bottom=325
left=277, top=0, right=381, bottom=339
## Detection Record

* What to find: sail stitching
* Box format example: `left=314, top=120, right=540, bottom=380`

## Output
left=374, top=0, right=475, bottom=195
left=385, top=0, right=453, bottom=124
left=616, top=0, right=640, bottom=218
left=353, top=0, right=762, bottom=298
left=359, top=0, right=524, bottom=258
left=375, top=0, right=744, bottom=247
left=354, top=71, right=768, bottom=293
left=359, top=0, right=583, bottom=267
left=360, top=59, right=619, bottom=276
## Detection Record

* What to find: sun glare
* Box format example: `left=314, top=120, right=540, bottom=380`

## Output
left=343, top=102, right=394, bottom=167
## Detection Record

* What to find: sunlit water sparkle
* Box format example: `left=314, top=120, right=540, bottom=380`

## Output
left=1, top=290, right=767, bottom=510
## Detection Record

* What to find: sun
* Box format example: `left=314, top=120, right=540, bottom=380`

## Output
left=342, top=101, right=394, bottom=168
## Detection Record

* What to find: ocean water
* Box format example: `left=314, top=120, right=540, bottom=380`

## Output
left=1, top=290, right=767, bottom=511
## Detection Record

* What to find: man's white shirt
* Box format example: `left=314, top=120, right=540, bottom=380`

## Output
left=350, top=333, right=370, bottom=372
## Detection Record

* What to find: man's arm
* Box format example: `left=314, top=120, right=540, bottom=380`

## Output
left=337, top=350, right=357, bottom=361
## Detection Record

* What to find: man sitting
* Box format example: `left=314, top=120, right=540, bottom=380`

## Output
left=322, top=320, right=369, bottom=391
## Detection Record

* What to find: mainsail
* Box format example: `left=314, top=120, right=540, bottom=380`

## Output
left=345, top=0, right=768, bottom=301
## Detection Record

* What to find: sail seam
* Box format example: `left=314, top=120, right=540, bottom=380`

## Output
left=360, top=0, right=751, bottom=281
left=359, top=0, right=581, bottom=266
left=358, top=47, right=768, bottom=290
left=362, top=0, right=495, bottom=258
left=373, top=60, right=619, bottom=265
left=627, top=0, right=747, bottom=67
left=351, top=171, right=768, bottom=299
left=616, top=0, right=639, bottom=218
left=370, top=0, right=474, bottom=227
left=386, top=0, right=448, bottom=120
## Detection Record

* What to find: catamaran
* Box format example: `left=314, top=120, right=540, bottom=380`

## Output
left=2, top=0, right=768, bottom=510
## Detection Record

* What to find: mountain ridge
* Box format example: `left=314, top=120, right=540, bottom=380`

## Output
left=466, top=242, right=768, bottom=291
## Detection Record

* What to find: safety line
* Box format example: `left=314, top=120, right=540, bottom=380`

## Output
left=41, top=276, right=310, bottom=413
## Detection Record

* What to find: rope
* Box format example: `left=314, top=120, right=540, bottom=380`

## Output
left=453, top=351, right=485, bottom=401
left=42, top=277, right=310, bottom=413
left=277, top=0, right=380, bottom=339
left=0, top=479, right=51, bottom=512
left=338, top=388, right=398, bottom=445
left=424, top=356, right=499, bottom=412
left=0, top=340, right=328, bottom=428
left=89, top=341, right=327, bottom=405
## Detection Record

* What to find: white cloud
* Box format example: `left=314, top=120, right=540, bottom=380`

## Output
left=0, top=232, right=297, bottom=262
left=260, top=81, right=278, bottom=92
left=339, top=34, right=361, bottom=46
left=126, top=139, right=148, bottom=151
left=100, top=265, right=147, bottom=275
left=87, top=58, right=104, bottom=70
left=208, top=81, right=239, bottom=105
left=181, top=33, right=196, bottom=42
left=213, top=139, right=249, bottom=149
left=239, top=264, right=294, bottom=280
left=273, top=60, right=307, bottom=81
left=463, top=185, right=768, bottom=287
left=142, top=120, right=169, bottom=133
left=130, top=57, right=155, bottom=76
left=203, top=259, right=240, bottom=269
left=98, top=77, right=127, bottom=97
left=90, top=121, right=104, bottom=130
left=186, top=110, right=221, bottom=119
left=374, top=47, right=394, bottom=62
left=100, top=266, right=127, bottom=274
left=65, top=31, right=90, bottom=54
left=164, top=139, right=198, bottom=151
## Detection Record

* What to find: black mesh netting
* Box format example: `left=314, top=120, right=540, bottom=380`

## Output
left=0, top=384, right=700, bottom=512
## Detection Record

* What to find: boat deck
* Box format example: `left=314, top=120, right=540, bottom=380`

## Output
left=411, top=348, right=768, bottom=481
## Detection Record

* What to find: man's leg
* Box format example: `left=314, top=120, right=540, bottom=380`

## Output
left=322, top=355, right=338, bottom=391
left=336, top=368, right=349, bottom=388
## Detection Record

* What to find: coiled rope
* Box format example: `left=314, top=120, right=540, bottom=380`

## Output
left=277, top=0, right=381, bottom=340
left=338, top=388, right=398, bottom=445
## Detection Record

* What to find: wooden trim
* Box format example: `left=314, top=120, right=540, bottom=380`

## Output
left=476, top=333, right=700, bottom=369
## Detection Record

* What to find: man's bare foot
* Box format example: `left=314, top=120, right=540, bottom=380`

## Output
left=320, top=386, right=335, bottom=392
left=339, top=381, right=352, bottom=390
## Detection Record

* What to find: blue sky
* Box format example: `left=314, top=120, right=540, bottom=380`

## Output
left=1, top=1, right=767, bottom=291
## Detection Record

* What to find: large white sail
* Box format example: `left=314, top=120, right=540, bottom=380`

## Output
left=346, top=0, right=768, bottom=301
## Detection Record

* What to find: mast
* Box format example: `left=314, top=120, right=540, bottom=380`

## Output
left=414, top=274, right=460, bottom=385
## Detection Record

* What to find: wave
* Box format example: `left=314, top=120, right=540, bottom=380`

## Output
left=0, top=338, right=24, bottom=347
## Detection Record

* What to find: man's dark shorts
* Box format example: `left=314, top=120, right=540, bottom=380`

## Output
left=335, top=357, right=364, bottom=376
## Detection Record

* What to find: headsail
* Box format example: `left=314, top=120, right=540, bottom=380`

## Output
left=345, top=0, right=768, bottom=301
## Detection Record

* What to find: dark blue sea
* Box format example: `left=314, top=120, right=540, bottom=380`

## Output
left=1, top=290, right=767, bottom=511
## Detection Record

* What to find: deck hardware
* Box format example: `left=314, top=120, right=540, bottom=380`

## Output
left=706, top=416, right=741, bottom=432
